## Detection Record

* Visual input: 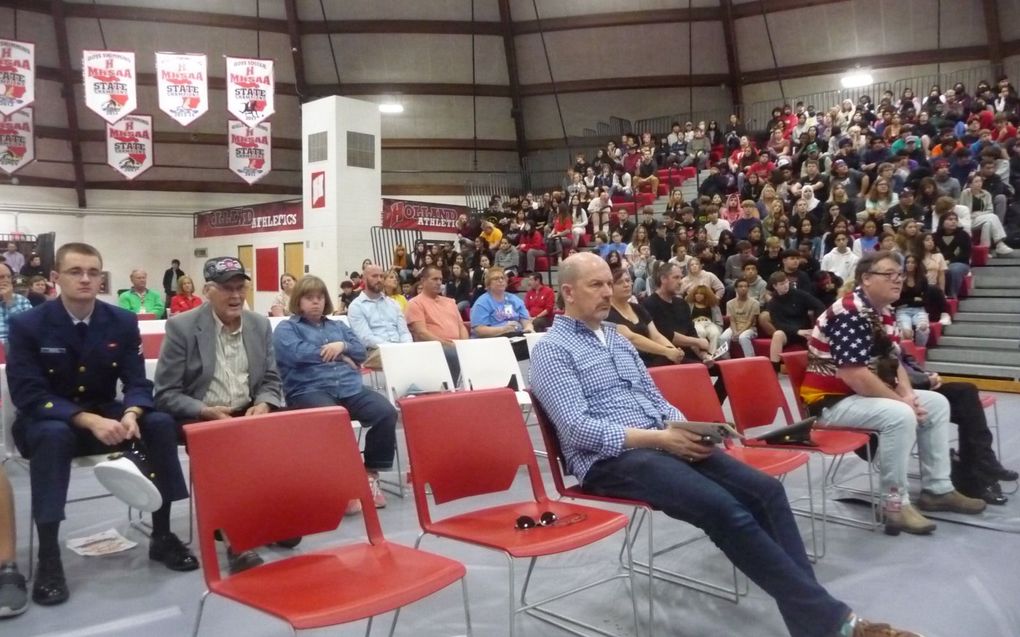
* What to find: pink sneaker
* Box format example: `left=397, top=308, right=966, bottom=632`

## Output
left=368, top=476, right=387, bottom=509
left=344, top=499, right=363, bottom=516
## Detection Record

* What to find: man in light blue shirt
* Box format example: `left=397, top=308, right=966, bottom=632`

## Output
left=347, top=264, right=412, bottom=369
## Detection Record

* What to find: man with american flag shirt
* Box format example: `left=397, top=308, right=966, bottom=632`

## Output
left=799, top=251, right=985, bottom=536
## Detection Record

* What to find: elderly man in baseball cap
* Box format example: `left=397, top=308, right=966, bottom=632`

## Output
left=154, top=257, right=284, bottom=573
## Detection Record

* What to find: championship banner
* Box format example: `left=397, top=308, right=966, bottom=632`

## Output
left=0, top=39, right=34, bottom=115
left=381, top=198, right=470, bottom=234
left=194, top=200, right=302, bottom=238
left=155, top=52, right=208, bottom=126
left=225, top=57, right=274, bottom=126
left=83, top=50, right=137, bottom=124
left=106, top=114, right=153, bottom=180
left=0, top=107, right=34, bottom=175
left=228, top=120, right=271, bottom=185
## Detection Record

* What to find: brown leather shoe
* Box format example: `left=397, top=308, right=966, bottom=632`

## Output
left=916, top=489, right=987, bottom=515
left=851, top=618, right=925, bottom=636
left=883, top=504, right=936, bottom=536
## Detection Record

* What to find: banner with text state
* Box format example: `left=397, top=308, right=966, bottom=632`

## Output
left=155, top=52, right=208, bottom=126
left=83, top=50, right=137, bottom=124
left=0, top=39, right=34, bottom=116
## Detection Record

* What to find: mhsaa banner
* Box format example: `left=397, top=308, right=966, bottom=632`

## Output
left=107, top=114, right=153, bottom=180
left=228, top=120, right=271, bottom=185
left=83, top=50, right=137, bottom=124
left=225, top=57, right=274, bottom=126
left=0, top=107, right=34, bottom=175
left=0, top=39, right=34, bottom=115
left=155, top=52, right=208, bottom=126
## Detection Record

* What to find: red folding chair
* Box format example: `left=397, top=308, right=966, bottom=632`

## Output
left=141, top=332, right=164, bottom=359
left=718, top=356, right=877, bottom=558
left=399, top=389, right=638, bottom=637
left=648, top=365, right=817, bottom=557
left=186, top=407, right=471, bottom=637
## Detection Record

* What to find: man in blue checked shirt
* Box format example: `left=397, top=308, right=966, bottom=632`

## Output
left=529, top=252, right=920, bottom=637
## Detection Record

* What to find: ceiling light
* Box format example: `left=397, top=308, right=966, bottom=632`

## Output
left=840, top=70, right=874, bottom=89
left=378, top=103, right=404, bottom=114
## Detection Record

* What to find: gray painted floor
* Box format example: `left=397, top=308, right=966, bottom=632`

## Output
left=3, top=383, right=1019, bottom=637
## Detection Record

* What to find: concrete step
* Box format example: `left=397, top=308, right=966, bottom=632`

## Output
left=936, top=336, right=1018, bottom=349
left=927, top=347, right=1020, bottom=366
left=966, top=288, right=1020, bottom=297
left=952, top=311, right=1020, bottom=323
left=943, top=322, right=1020, bottom=339
left=926, top=360, right=1020, bottom=381
left=959, top=298, right=1020, bottom=313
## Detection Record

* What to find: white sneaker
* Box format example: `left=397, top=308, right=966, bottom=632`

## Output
left=995, top=242, right=1014, bottom=256
left=939, top=313, right=952, bottom=326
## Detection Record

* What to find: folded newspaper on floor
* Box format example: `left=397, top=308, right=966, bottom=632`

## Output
left=67, top=529, right=138, bottom=556
left=668, top=417, right=817, bottom=446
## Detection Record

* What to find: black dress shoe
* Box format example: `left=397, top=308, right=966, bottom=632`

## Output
left=273, top=537, right=302, bottom=549
left=991, top=465, right=1019, bottom=482
left=149, top=533, right=200, bottom=572
left=32, top=556, right=69, bottom=606
left=226, top=548, right=264, bottom=575
left=959, top=481, right=1008, bottom=506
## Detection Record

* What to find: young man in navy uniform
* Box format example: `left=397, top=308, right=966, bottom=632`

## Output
left=7, top=242, right=196, bottom=607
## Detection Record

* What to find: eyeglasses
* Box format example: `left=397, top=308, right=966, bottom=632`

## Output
left=867, top=270, right=904, bottom=282
left=61, top=268, right=103, bottom=280
left=514, top=512, right=586, bottom=530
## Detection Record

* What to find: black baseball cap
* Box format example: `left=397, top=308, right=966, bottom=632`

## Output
left=203, top=257, right=250, bottom=284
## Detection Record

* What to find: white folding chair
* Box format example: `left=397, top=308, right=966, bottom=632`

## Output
left=453, top=338, right=531, bottom=417
left=1, top=365, right=114, bottom=577
left=378, top=341, right=456, bottom=406
left=524, top=331, right=545, bottom=356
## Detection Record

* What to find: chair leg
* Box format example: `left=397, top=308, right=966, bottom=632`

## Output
left=365, top=615, right=373, bottom=637
left=991, top=400, right=1001, bottom=460
left=191, top=590, right=210, bottom=637
left=387, top=607, right=400, bottom=637
left=507, top=554, right=517, bottom=637
left=461, top=577, right=474, bottom=637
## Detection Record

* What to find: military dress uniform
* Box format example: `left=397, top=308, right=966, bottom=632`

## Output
left=7, top=299, right=188, bottom=525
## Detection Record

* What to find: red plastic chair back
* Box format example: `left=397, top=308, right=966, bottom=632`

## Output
left=141, top=333, right=164, bottom=359
left=529, top=393, right=573, bottom=496
left=715, top=357, right=795, bottom=433
left=137, top=313, right=158, bottom=320
left=647, top=365, right=726, bottom=423
left=398, top=389, right=548, bottom=525
left=780, top=351, right=810, bottom=418
left=899, top=341, right=926, bottom=366
left=0, top=342, right=6, bottom=365
left=185, top=407, right=381, bottom=585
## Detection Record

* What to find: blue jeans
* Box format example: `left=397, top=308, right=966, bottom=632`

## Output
left=583, top=448, right=850, bottom=637
left=288, top=388, right=397, bottom=471
left=945, top=262, right=970, bottom=298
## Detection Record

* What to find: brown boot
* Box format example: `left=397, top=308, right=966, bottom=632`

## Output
left=884, top=504, right=936, bottom=536
left=916, top=489, right=987, bottom=515
left=851, top=618, right=925, bottom=636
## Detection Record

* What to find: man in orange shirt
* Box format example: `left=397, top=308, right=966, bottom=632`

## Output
left=405, top=265, right=469, bottom=383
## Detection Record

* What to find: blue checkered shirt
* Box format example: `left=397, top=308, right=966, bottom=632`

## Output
left=0, top=294, right=32, bottom=346
left=530, top=314, right=684, bottom=483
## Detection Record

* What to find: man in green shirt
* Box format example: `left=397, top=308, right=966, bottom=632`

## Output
left=117, top=269, right=165, bottom=317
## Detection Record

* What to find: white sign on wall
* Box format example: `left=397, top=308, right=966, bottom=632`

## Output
left=107, top=114, right=153, bottom=180
left=225, top=57, right=274, bottom=127
left=155, top=52, right=208, bottom=126
left=0, top=107, right=34, bottom=175
left=0, top=39, right=34, bottom=115
left=228, top=120, right=271, bottom=185
left=83, top=50, right=137, bottom=124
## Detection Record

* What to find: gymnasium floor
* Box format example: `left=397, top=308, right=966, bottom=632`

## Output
left=3, top=383, right=1019, bottom=637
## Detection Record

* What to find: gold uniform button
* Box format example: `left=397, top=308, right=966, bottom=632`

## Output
left=78, top=386, right=86, bottom=393
left=111, top=362, right=118, bottom=368
left=48, top=369, right=54, bottom=374
left=79, top=366, right=86, bottom=372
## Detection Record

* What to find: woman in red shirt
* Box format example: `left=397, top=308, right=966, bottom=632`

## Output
left=169, top=275, right=202, bottom=315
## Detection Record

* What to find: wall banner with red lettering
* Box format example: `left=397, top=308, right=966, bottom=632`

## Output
left=155, top=52, right=208, bottom=126
left=106, top=114, right=153, bottom=180
left=381, top=198, right=469, bottom=234
left=228, top=120, right=271, bottom=185
left=225, top=56, right=274, bottom=126
left=82, top=50, right=137, bottom=124
left=194, top=200, right=302, bottom=238
left=0, top=107, right=34, bottom=175
left=0, top=39, right=34, bottom=115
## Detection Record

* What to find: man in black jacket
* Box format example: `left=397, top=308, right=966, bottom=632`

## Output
left=161, top=259, right=185, bottom=316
